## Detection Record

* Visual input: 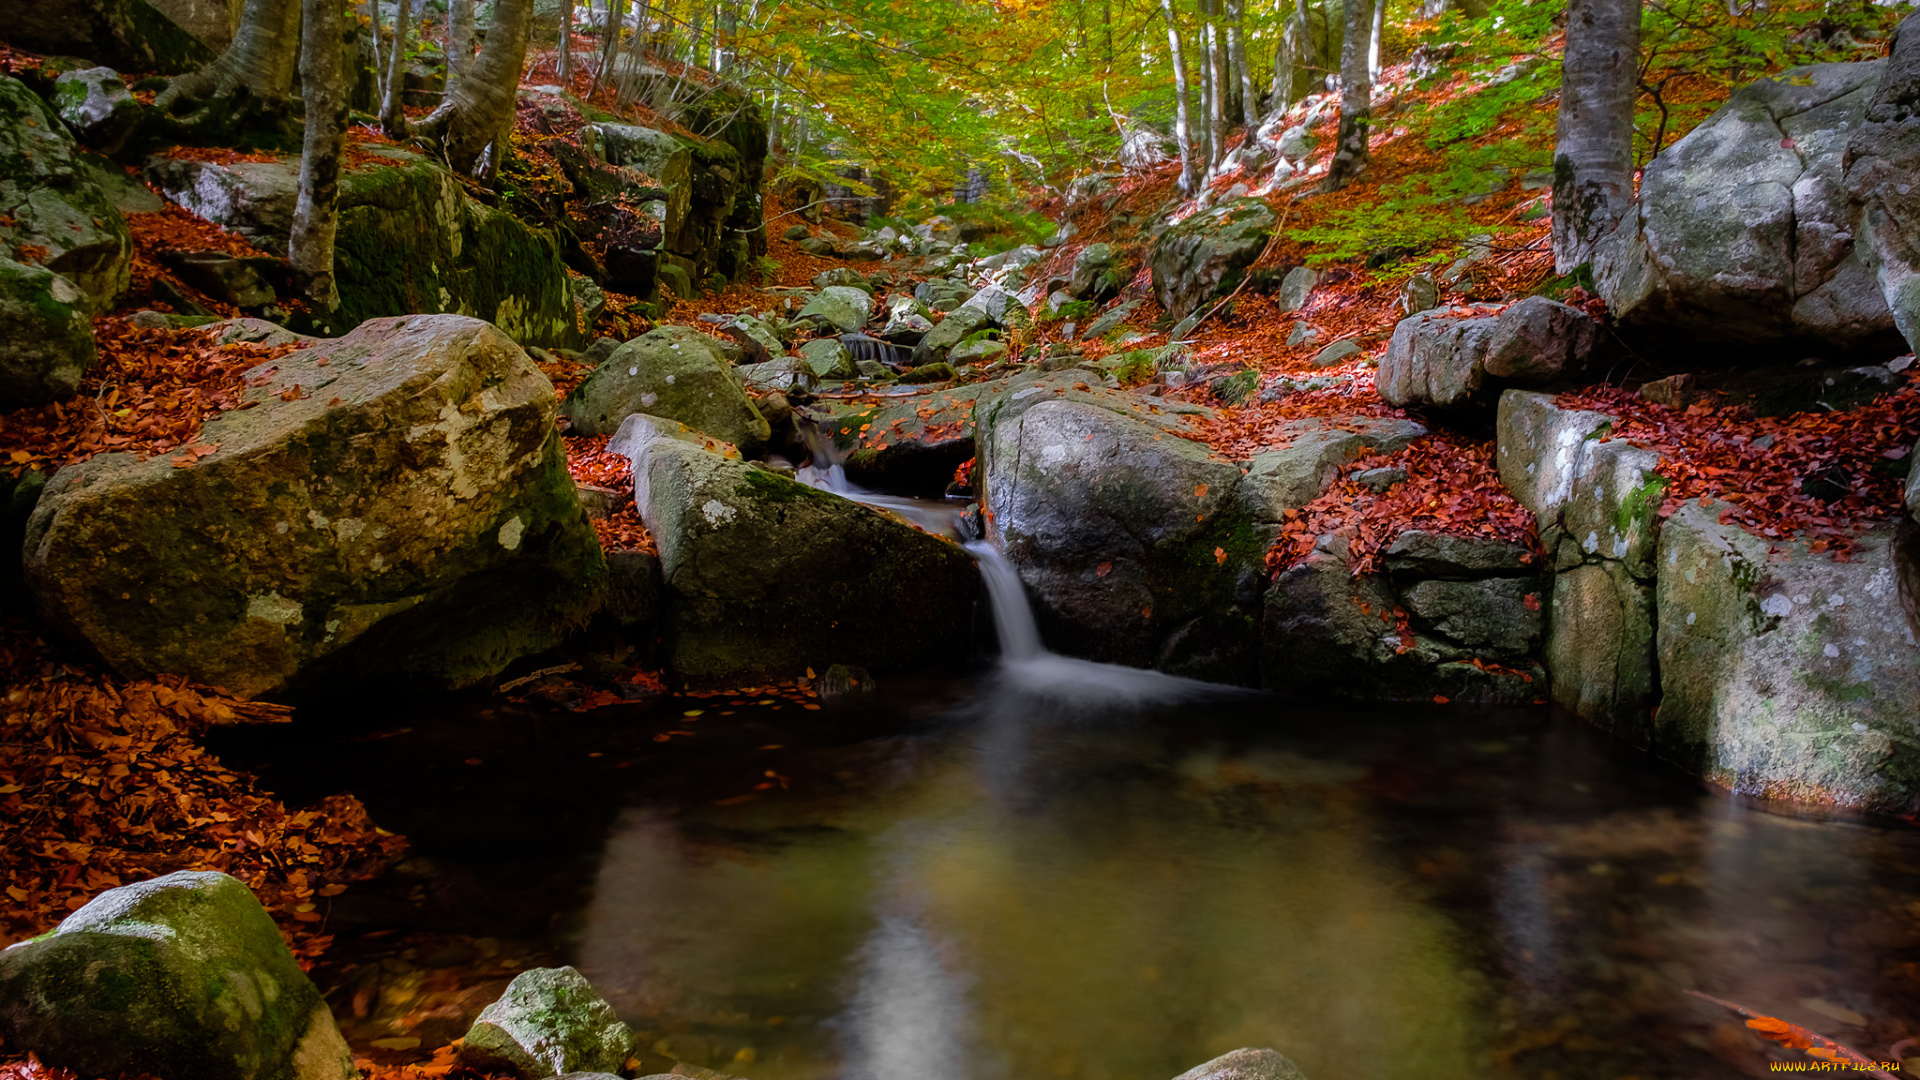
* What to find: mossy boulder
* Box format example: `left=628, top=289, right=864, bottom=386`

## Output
left=797, top=337, right=854, bottom=379
left=22, top=315, right=604, bottom=699
left=580, top=123, right=691, bottom=241
left=796, top=286, right=873, bottom=333
left=51, top=67, right=142, bottom=156
left=459, top=967, right=635, bottom=1080
left=1149, top=196, right=1276, bottom=321
left=976, top=371, right=1261, bottom=682
left=912, top=306, right=991, bottom=364
left=560, top=325, right=769, bottom=449
left=0, top=257, right=96, bottom=408
left=0, top=871, right=354, bottom=1080
left=0, top=74, right=131, bottom=310
left=1236, top=416, right=1426, bottom=521
left=1654, top=499, right=1920, bottom=815
left=611, top=413, right=981, bottom=686
left=6, top=0, right=215, bottom=75
left=145, top=147, right=576, bottom=347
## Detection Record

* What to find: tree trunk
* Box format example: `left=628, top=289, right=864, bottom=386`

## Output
left=1161, top=0, right=1201, bottom=193
left=1203, top=0, right=1224, bottom=166
left=1552, top=0, right=1640, bottom=271
left=155, top=0, right=301, bottom=127
left=1327, top=0, right=1373, bottom=187
left=1368, top=0, right=1384, bottom=79
left=448, top=0, right=476, bottom=89
left=291, top=0, right=346, bottom=311
left=558, top=0, right=574, bottom=87
left=380, top=0, right=412, bottom=137
left=1270, top=0, right=1298, bottom=108
left=592, top=0, right=624, bottom=95
left=416, top=0, right=534, bottom=178
left=1227, top=0, right=1254, bottom=129
left=369, top=0, right=388, bottom=104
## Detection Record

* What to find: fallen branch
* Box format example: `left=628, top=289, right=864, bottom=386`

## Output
left=1687, top=990, right=1898, bottom=1079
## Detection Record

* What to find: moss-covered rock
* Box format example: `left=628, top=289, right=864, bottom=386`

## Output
left=23, top=315, right=604, bottom=699
left=610, top=413, right=981, bottom=686
left=1149, top=196, right=1275, bottom=321
left=580, top=122, right=691, bottom=241
left=0, top=871, right=354, bottom=1080
left=560, top=325, right=769, bottom=449
left=6, top=0, right=215, bottom=75
left=912, top=306, right=991, bottom=364
left=459, top=967, right=635, bottom=1080
left=1654, top=499, right=1920, bottom=814
left=0, top=74, right=131, bottom=310
left=0, top=257, right=96, bottom=408
left=145, top=148, right=575, bottom=347
left=796, top=286, right=873, bottom=333
left=1237, top=417, right=1426, bottom=521
left=51, top=66, right=142, bottom=156
left=797, top=337, right=853, bottom=379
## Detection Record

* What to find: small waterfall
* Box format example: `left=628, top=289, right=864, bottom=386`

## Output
left=964, top=541, right=1043, bottom=663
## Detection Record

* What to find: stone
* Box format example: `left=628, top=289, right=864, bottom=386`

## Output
left=561, top=325, right=769, bottom=449
left=1083, top=299, right=1143, bottom=339
left=1379, top=298, right=1604, bottom=412
left=1400, top=577, right=1542, bottom=657
left=0, top=257, right=96, bottom=408
left=570, top=272, right=606, bottom=331
left=1397, top=274, right=1439, bottom=316
left=810, top=266, right=871, bottom=291
left=23, top=316, right=603, bottom=697
left=6, top=0, right=216, bottom=75
left=1276, top=125, right=1315, bottom=160
left=1848, top=19, right=1920, bottom=356
left=1172, top=1048, right=1310, bottom=1080
left=959, top=282, right=1025, bottom=324
left=1151, top=197, right=1277, bottom=320
left=460, top=967, right=634, bottom=1080
left=0, top=871, right=353, bottom=1080
left=913, top=306, right=992, bottom=363
left=1596, top=61, right=1902, bottom=357
left=1278, top=266, right=1318, bottom=312
left=1067, top=242, right=1122, bottom=301
left=1285, top=322, right=1321, bottom=347
left=949, top=339, right=1006, bottom=365
left=880, top=307, right=933, bottom=342
left=720, top=313, right=783, bottom=363
left=1353, top=466, right=1406, bottom=492
left=898, top=361, right=955, bottom=384
left=50, top=66, right=141, bottom=156
left=914, top=279, right=974, bottom=311
left=803, top=385, right=978, bottom=492
left=656, top=261, right=694, bottom=300
left=1654, top=499, right=1920, bottom=815
left=0, top=74, right=131, bottom=310
left=1237, top=417, right=1427, bottom=522
left=796, top=285, right=873, bottom=333
left=162, top=250, right=280, bottom=309
left=610, top=414, right=981, bottom=685
left=854, top=359, right=890, bottom=380
left=781, top=224, right=809, bottom=241
left=146, top=146, right=574, bottom=346
left=796, top=236, right=837, bottom=256
left=798, top=337, right=853, bottom=379
left=579, top=123, right=691, bottom=241
left=1310, top=339, right=1363, bottom=368
left=735, top=356, right=814, bottom=394
left=977, top=371, right=1261, bottom=682
left=813, top=663, right=877, bottom=699
left=1547, top=560, right=1657, bottom=733
left=1908, top=441, right=1919, bottom=525
left=1383, top=529, right=1536, bottom=577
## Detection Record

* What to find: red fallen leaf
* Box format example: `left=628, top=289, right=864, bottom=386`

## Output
left=1096, top=561, right=1112, bottom=577
left=1194, top=483, right=1210, bottom=498
left=1523, top=593, right=1541, bottom=611
left=1214, top=546, right=1227, bottom=564
left=1780, top=136, right=1796, bottom=149
left=1432, top=695, right=1450, bottom=705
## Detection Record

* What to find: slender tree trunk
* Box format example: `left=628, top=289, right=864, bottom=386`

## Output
left=292, top=0, right=346, bottom=310
left=448, top=0, right=475, bottom=89
left=1270, top=0, right=1297, bottom=109
left=558, top=0, right=574, bottom=86
left=1552, top=0, right=1640, bottom=271
left=1161, top=0, right=1201, bottom=193
left=1227, top=0, right=1254, bottom=129
left=416, top=0, right=535, bottom=178
left=1327, top=0, right=1372, bottom=187
left=155, top=0, right=301, bottom=121
left=592, top=0, right=624, bottom=94
left=1202, top=0, right=1223, bottom=166
left=380, top=0, right=412, bottom=137
left=1368, top=0, right=1384, bottom=79
left=615, top=0, right=648, bottom=106
left=369, top=0, right=388, bottom=104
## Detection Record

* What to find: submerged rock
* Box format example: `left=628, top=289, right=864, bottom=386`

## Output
left=460, top=967, right=635, bottom=1080
left=561, top=325, right=770, bottom=449
left=23, top=315, right=604, bottom=698
left=612, top=414, right=980, bottom=685
left=0, top=74, right=132, bottom=311
left=1150, top=197, right=1277, bottom=320
left=0, top=871, right=354, bottom=1080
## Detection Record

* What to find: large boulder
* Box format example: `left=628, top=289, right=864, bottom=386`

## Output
left=1067, top=242, right=1123, bottom=301
left=1378, top=298, right=1606, bottom=413
left=1172, top=1048, right=1311, bottom=1080
left=0, top=74, right=132, bottom=311
left=803, top=385, right=979, bottom=493
left=1236, top=416, right=1427, bottom=521
left=1497, top=390, right=1665, bottom=735
left=0, top=871, right=354, bottom=1080
left=913, top=306, right=992, bottom=364
left=459, top=967, right=635, bottom=1079
left=0, top=257, right=96, bottom=408
left=1655, top=500, right=1920, bottom=815
left=4, top=0, right=215, bottom=75
left=1595, top=61, right=1901, bottom=357
left=796, top=286, right=874, bottom=333
left=560, top=325, right=769, bottom=448
left=580, top=122, right=692, bottom=241
left=51, top=67, right=143, bottom=157
left=1845, top=14, right=1920, bottom=356
left=146, top=147, right=576, bottom=346
left=977, top=372, right=1264, bottom=682
left=611, top=414, right=981, bottom=685
left=1150, top=197, right=1277, bottom=321
left=23, top=316, right=604, bottom=698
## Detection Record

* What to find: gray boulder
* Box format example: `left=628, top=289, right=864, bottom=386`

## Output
left=1379, top=297, right=1604, bottom=412
left=1383, top=529, right=1536, bottom=577
left=579, top=122, right=691, bottom=239
left=796, top=285, right=874, bottom=333
left=803, top=385, right=978, bottom=492
left=1846, top=15, right=1920, bottom=356
left=0, top=257, right=96, bottom=408
left=560, top=325, right=770, bottom=449
left=798, top=337, right=854, bottom=379
left=1151, top=197, right=1277, bottom=319
left=914, top=279, right=974, bottom=312
left=24, top=315, right=604, bottom=698
left=720, top=312, right=783, bottom=363
left=1068, top=243, right=1123, bottom=301
left=460, top=967, right=635, bottom=1080
left=1278, top=266, right=1318, bottom=312
left=1596, top=61, right=1901, bottom=356
left=810, top=266, right=872, bottom=291
left=51, top=67, right=141, bottom=156
left=1655, top=500, right=1920, bottom=815
left=1908, top=441, right=1918, bottom=524
left=913, top=306, right=992, bottom=363
left=611, top=414, right=981, bottom=685
left=1401, top=577, right=1542, bottom=658
left=0, top=74, right=131, bottom=310
left=0, top=871, right=354, bottom=1080
left=1172, top=1048, right=1311, bottom=1080
left=950, top=339, right=1006, bottom=365
left=1084, top=299, right=1143, bottom=339
left=977, top=372, right=1262, bottom=682
left=1236, top=416, right=1427, bottom=521
left=959, top=282, right=1025, bottom=324
left=736, top=356, right=815, bottom=394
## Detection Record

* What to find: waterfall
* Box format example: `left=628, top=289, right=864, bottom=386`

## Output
left=964, top=541, right=1043, bottom=663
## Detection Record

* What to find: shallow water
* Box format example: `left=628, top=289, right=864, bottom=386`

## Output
left=221, top=673, right=1920, bottom=1080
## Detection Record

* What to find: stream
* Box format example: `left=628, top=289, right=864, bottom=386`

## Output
left=210, top=459, right=1920, bottom=1079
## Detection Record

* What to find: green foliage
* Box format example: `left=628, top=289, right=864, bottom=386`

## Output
left=1042, top=299, right=1097, bottom=323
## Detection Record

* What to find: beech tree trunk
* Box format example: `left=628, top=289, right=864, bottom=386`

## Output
left=380, top=0, right=412, bottom=137
left=593, top=0, right=625, bottom=94
left=1161, top=0, right=1201, bottom=193
left=1270, top=0, right=1298, bottom=108
left=1369, top=0, right=1385, bottom=78
left=291, top=0, right=346, bottom=310
left=1227, top=0, right=1255, bottom=129
left=449, top=0, right=475, bottom=89
left=1203, top=0, right=1224, bottom=166
left=1552, top=0, right=1640, bottom=272
left=155, top=0, right=301, bottom=125
left=557, top=0, right=574, bottom=87
left=417, top=0, right=535, bottom=179
left=1327, top=0, right=1373, bottom=187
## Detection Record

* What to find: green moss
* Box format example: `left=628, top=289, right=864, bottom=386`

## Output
left=1616, top=475, right=1666, bottom=534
